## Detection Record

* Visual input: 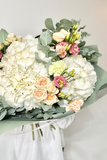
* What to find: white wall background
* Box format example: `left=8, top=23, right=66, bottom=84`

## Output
left=0, top=0, right=107, bottom=159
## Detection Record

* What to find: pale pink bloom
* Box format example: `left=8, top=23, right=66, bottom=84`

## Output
left=56, top=45, right=67, bottom=58
left=56, top=42, right=69, bottom=47
left=69, top=43, right=79, bottom=55
left=53, top=76, right=67, bottom=88
left=36, top=76, right=50, bottom=88
left=56, top=42, right=69, bottom=58
left=44, top=94, right=59, bottom=105
left=0, top=52, right=3, bottom=58
left=66, top=99, right=84, bottom=112
left=34, top=87, right=47, bottom=102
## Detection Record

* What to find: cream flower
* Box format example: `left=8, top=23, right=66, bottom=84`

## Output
left=61, top=55, right=97, bottom=100
left=0, top=35, right=48, bottom=109
left=44, top=94, right=59, bottom=105
left=59, top=29, right=69, bottom=36
left=47, top=82, right=59, bottom=94
left=53, top=32, right=65, bottom=43
left=6, top=33, right=16, bottom=42
left=34, top=87, right=47, bottom=102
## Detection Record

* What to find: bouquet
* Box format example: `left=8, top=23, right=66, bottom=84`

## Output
left=0, top=18, right=107, bottom=134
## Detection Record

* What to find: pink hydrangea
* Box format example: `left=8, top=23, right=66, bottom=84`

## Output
left=69, top=43, right=79, bottom=55
left=0, top=52, right=3, bottom=58
left=56, top=42, right=69, bottom=58
left=53, top=76, right=67, bottom=88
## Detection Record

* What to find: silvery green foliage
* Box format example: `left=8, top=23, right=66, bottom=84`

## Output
left=0, top=29, right=8, bottom=43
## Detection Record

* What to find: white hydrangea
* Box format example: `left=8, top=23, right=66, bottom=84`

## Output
left=0, top=35, right=48, bottom=110
left=61, top=55, right=97, bottom=100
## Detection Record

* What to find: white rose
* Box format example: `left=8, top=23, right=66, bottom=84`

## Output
left=53, top=32, right=65, bottom=42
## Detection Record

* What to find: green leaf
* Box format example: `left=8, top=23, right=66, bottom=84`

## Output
left=71, top=19, right=80, bottom=26
left=46, top=60, right=51, bottom=73
left=16, top=107, right=25, bottom=112
left=56, top=19, right=72, bottom=31
left=55, top=107, right=65, bottom=113
left=42, top=28, right=47, bottom=32
left=0, top=109, right=7, bottom=120
left=40, top=30, right=52, bottom=46
left=48, top=51, right=61, bottom=57
left=43, top=113, right=52, bottom=120
left=45, top=18, right=55, bottom=31
left=7, top=108, right=16, bottom=115
left=37, top=43, right=50, bottom=57
left=80, top=32, right=90, bottom=41
left=36, top=113, right=43, bottom=118
left=0, top=29, right=8, bottom=43
left=78, top=25, right=86, bottom=32
left=60, top=19, right=72, bottom=30
left=35, top=52, right=47, bottom=64
left=42, top=105, right=52, bottom=111
left=78, top=41, right=86, bottom=48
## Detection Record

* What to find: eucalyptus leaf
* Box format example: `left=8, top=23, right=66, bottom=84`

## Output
left=78, top=25, right=86, bottom=31
left=0, top=29, right=8, bottom=43
left=42, top=105, right=52, bottom=112
left=40, top=30, right=52, bottom=46
left=37, top=43, right=50, bottom=57
left=55, top=107, right=65, bottom=113
left=7, top=108, right=16, bottom=115
left=35, top=52, right=47, bottom=64
left=80, top=32, right=90, bottom=41
left=71, top=19, right=80, bottom=26
left=0, top=109, right=7, bottom=120
left=43, top=113, right=52, bottom=120
left=36, top=113, right=43, bottom=118
left=46, top=60, right=51, bottom=73
left=42, top=28, right=47, bottom=32
left=16, top=107, right=25, bottom=112
left=78, top=41, right=86, bottom=48
left=48, top=51, right=61, bottom=57
left=45, top=18, right=55, bottom=31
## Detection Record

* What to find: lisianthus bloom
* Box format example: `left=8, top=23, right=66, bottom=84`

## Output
left=0, top=52, right=3, bottom=58
left=66, top=99, right=84, bottom=112
left=53, top=76, right=67, bottom=88
left=36, top=76, right=50, bottom=88
left=69, top=43, right=79, bottom=55
left=44, top=94, right=59, bottom=105
left=56, top=45, right=67, bottom=58
left=56, top=42, right=69, bottom=58
left=34, top=87, right=47, bottom=102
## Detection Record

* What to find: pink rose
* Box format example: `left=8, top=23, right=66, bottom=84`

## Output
left=53, top=76, right=67, bottom=88
left=69, top=43, right=79, bottom=55
left=0, top=52, right=3, bottom=58
left=56, top=42, right=69, bottom=58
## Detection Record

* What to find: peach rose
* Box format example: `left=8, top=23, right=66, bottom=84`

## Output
left=44, top=94, right=59, bottom=105
left=36, top=77, right=50, bottom=88
left=47, top=82, right=59, bottom=94
left=34, top=88, right=47, bottom=102
left=66, top=99, right=84, bottom=112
